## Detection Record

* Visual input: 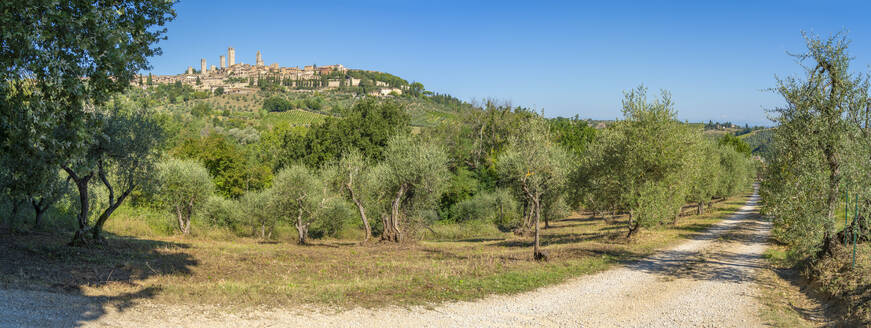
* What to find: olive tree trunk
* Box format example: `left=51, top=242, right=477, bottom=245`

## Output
left=295, top=208, right=309, bottom=245
left=63, top=166, right=93, bottom=246
left=381, top=184, right=405, bottom=243
left=347, top=185, right=372, bottom=242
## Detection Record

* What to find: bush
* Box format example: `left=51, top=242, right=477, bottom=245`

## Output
left=262, top=96, right=293, bottom=112
left=303, top=96, right=324, bottom=111
left=191, top=102, right=211, bottom=117
left=200, top=195, right=240, bottom=228
left=451, top=189, right=520, bottom=230
left=309, top=198, right=353, bottom=239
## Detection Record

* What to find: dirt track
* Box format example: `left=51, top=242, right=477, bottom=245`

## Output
left=0, top=191, right=769, bottom=327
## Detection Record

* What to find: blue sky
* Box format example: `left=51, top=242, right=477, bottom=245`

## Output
left=147, top=0, right=871, bottom=126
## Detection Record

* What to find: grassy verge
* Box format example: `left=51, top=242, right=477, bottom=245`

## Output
left=757, top=245, right=823, bottom=327
left=757, top=236, right=870, bottom=326
left=0, top=192, right=750, bottom=309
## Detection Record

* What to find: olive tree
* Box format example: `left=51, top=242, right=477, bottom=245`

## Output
left=715, top=145, right=751, bottom=199
left=581, top=86, right=694, bottom=237
left=332, top=149, right=374, bottom=242
left=497, top=116, right=572, bottom=260
left=63, top=107, right=164, bottom=244
left=240, top=190, right=274, bottom=239
left=0, top=1, right=175, bottom=240
left=685, top=138, right=720, bottom=215
left=371, top=135, right=449, bottom=242
left=762, top=31, right=871, bottom=257
left=26, top=170, right=71, bottom=228
left=269, top=164, right=329, bottom=245
left=156, top=158, right=214, bottom=235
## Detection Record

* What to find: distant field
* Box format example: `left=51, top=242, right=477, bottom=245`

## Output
left=0, top=191, right=752, bottom=309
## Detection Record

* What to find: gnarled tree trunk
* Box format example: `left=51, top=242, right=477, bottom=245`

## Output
left=91, top=162, right=135, bottom=242
left=381, top=185, right=405, bottom=243
left=626, top=212, right=640, bottom=238
left=63, top=166, right=93, bottom=246
left=819, top=145, right=840, bottom=256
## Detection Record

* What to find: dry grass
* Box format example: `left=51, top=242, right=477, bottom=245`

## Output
left=758, top=237, right=870, bottom=326
left=757, top=245, right=824, bottom=327
left=0, top=193, right=751, bottom=309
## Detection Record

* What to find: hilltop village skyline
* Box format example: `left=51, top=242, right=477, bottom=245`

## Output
left=138, top=46, right=403, bottom=96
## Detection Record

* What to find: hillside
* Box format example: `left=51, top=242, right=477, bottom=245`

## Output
left=740, top=128, right=773, bottom=156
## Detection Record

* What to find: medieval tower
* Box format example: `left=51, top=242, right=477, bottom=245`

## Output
left=228, top=47, right=235, bottom=66
left=256, top=50, right=263, bottom=66
left=220, top=55, right=226, bottom=69
left=187, top=66, right=193, bottom=75
left=200, top=58, right=207, bottom=74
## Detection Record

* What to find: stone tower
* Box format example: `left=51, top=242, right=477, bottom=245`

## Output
left=228, top=47, right=235, bottom=66
left=256, top=50, right=263, bottom=66
left=187, top=66, right=193, bottom=75
left=210, top=65, right=216, bottom=72
left=201, top=58, right=207, bottom=74
left=220, top=55, right=226, bottom=69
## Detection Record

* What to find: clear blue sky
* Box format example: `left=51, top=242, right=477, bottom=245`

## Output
left=146, top=0, right=871, bottom=126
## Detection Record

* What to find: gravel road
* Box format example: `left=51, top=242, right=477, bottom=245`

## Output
left=0, top=191, right=769, bottom=328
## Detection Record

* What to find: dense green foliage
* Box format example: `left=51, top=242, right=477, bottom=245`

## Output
left=579, top=86, right=755, bottom=236
left=762, top=32, right=871, bottom=258
left=278, top=98, right=410, bottom=168
left=760, top=32, right=871, bottom=325
left=0, top=0, right=176, bottom=244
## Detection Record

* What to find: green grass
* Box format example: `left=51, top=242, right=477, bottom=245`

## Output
left=1, top=192, right=752, bottom=309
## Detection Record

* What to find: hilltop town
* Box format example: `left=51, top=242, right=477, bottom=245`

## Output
left=138, top=46, right=403, bottom=96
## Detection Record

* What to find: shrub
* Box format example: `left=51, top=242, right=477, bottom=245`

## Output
left=451, top=189, right=520, bottom=230
left=262, top=96, right=293, bottom=112
left=200, top=195, right=240, bottom=228
left=309, top=198, right=354, bottom=239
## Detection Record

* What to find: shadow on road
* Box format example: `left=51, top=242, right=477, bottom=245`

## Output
left=622, top=196, right=770, bottom=284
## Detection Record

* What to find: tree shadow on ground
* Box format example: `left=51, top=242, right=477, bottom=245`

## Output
left=494, top=232, right=610, bottom=248
left=0, top=231, right=197, bottom=327
left=622, top=210, right=770, bottom=285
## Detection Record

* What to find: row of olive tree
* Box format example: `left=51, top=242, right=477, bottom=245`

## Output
left=578, top=86, right=756, bottom=238
left=154, top=134, right=450, bottom=245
